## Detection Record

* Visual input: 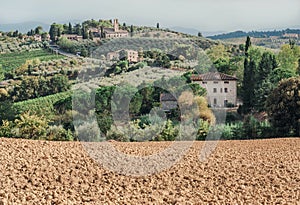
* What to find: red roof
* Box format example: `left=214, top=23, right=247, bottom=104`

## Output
left=191, top=72, right=238, bottom=81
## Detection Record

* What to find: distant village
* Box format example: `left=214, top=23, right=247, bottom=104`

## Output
left=61, top=19, right=129, bottom=42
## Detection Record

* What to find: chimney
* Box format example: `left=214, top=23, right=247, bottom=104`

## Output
left=114, top=19, right=119, bottom=32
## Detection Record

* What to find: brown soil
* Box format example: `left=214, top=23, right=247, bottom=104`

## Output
left=0, top=138, right=299, bottom=204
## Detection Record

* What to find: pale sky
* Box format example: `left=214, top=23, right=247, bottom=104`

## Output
left=1, top=0, right=299, bottom=32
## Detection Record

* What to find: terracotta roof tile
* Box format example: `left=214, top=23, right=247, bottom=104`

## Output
left=191, top=72, right=238, bottom=81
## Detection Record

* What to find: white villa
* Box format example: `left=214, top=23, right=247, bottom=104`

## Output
left=191, top=72, right=238, bottom=107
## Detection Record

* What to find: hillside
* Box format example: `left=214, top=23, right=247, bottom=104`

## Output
left=0, top=138, right=299, bottom=204
left=207, top=28, right=300, bottom=40
left=0, top=22, right=50, bottom=33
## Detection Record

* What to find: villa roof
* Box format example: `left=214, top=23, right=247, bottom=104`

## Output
left=191, top=72, right=238, bottom=81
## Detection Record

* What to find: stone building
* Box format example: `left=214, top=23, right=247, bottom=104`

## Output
left=61, top=34, right=83, bottom=41
left=160, top=93, right=177, bottom=111
left=101, top=19, right=129, bottom=39
left=107, top=49, right=139, bottom=63
left=191, top=72, right=238, bottom=107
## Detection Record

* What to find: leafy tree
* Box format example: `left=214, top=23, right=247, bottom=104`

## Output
left=13, top=30, right=19, bottom=37
left=277, top=44, right=300, bottom=71
left=0, top=100, right=16, bottom=124
left=41, top=33, right=49, bottom=41
left=138, top=82, right=155, bottom=115
left=49, top=23, right=63, bottom=41
left=266, top=77, right=300, bottom=137
left=74, top=23, right=82, bottom=35
left=111, top=85, right=142, bottom=117
left=96, top=110, right=113, bottom=136
left=269, top=67, right=297, bottom=84
left=206, top=44, right=230, bottom=63
left=254, top=51, right=277, bottom=111
left=50, top=75, right=70, bottom=93
left=257, top=52, right=277, bottom=82
left=198, top=32, right=202, bottom=37
left=188, top=83, right=206, bottom=96
left=35, top=26, right=43, bottom=35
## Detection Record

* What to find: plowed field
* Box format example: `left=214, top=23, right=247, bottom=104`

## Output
left=0, top=138, right=299, bottom=204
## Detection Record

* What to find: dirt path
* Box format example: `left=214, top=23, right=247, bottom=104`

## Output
left=0, top=138, right=299, bottom=204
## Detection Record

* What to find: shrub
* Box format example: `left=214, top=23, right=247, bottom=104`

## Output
left=0, top=120, right=13, bottom=138
left=196, top=119, right=210, bottom=140
left=46, top=125, right=74, bottom=141
left=76, top=120, right=102, bottom=142
left=156, top=120, right=179, bottom=141
left=106, top=125, right=129, bottom=142
left=13, top=112, right=48, bottom=140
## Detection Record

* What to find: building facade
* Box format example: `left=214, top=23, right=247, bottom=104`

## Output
left=101, top=19, right=129, bottom=39
left=107, top=49, right=139, bottom=63
left=160, top=93, right=177, bottom=111
left=191, top=72, right=238, bottom=107
left=61, top=34, right=83, bottom=41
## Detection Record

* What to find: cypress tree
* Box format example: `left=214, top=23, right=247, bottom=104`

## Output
left=245, top=36, right=251, bottom=57
left=68, top=22, right=73, bottom=34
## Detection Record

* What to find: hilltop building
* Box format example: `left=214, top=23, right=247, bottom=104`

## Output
left=101, top=19, right=129, bottom=39
left=88, top=19, right=129, bottom=39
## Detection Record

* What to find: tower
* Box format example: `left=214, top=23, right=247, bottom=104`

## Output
left=114, top=19, right=119, bottom=32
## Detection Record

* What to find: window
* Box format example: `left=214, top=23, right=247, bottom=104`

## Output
left=224, top=100, right=228, bottom=107
left=220, top=88, right=223, bottom=93
left=202, top=81, right=207, bottom=84
left=214, top=81, right=219, bottom=84
left=224, top=88, right=228, bottom=93
left=213, top=88, right=217, bottom=93
left=224, top=81, right=229, bottom=84
left=214, top=98, right=217, bottom=105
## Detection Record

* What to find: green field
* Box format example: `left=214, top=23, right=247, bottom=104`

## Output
left=0, top=49, right=65, bottom=71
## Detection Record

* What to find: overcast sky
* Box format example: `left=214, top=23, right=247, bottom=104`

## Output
left=1, top=0, right=299, bottom=32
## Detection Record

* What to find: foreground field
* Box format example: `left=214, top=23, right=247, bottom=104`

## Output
left=0, top=138, right=299, bottom=204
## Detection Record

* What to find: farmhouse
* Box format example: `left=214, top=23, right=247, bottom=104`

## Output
left=61, top=34, right=83, bottom=41
left=282, top=33, right=299, bottom=39
left=107, top=49, right=139, bottom=63
left=191, top=72, right=238, bottom=107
